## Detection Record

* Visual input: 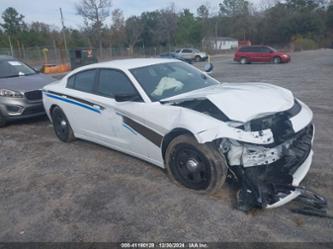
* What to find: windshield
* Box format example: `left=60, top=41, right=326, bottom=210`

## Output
left=268, top=46, right=277, bottom=52
left=0, top=60, right=37, bottom=78
left=130, top=62, right=219, bottom=101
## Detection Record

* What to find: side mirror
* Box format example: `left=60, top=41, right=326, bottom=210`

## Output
left=34, top=66, right=41, bottom=73
left=114, top=93, right=141, bottom=102
left=204, top=63, right=214, bottom=73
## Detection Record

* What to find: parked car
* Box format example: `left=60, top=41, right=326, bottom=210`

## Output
left=159, top=51, right=192, bottom=64
left=234, top=46, right=290, bottom=64
left=175, top=48, right=208, bottom=62
left=43, top=58, right=313, bottom=211
left=0, top=55, right=55, bottom=127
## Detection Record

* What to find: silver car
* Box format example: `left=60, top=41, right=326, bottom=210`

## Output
left=175, top=48, right=208, bottom=62
left=0, top=55, right=54, bottom=127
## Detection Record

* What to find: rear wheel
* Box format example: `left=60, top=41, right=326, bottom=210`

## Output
left=194, top=55, right=201, bottom=62
left=51, top=106, right=75, bottom=142
left=165, top=134, right=227, bottom=194
left=240, top=57, right=248, bottom=64
left=0, top=111, right=6, bottom=128
left=273, top=57, right=281, bottom=64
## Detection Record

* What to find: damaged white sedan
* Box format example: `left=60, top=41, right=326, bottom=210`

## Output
left=43, top=58, right=314, bottom=211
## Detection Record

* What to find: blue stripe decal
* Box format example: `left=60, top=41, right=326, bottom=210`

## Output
left=122, top=123, right=137, bottom=135
left=46, top=93, right=101, bottom=114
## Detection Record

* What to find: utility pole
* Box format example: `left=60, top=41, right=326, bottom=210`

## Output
left=59, top=8, right=69, bottom=61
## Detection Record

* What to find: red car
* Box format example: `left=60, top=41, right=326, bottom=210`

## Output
left=234, top=46, right=290, bottom=64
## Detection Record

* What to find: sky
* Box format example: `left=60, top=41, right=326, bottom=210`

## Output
left=0, top=0, right=260, bottom=29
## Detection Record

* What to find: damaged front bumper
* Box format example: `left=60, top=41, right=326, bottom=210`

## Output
left=215, top=100, right=315, bottom=210
left=267, top=149, right=313, bottom=208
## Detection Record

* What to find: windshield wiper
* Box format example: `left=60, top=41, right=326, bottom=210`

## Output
left=0, top=74, right=20, bottom=78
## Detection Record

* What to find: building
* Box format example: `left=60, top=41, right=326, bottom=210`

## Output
left=202, top=37, right=239, bottom=50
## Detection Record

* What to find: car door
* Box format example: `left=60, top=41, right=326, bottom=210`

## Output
left=93, top=68, right=151, bottom=158
left=259, top=47, right=273, bottom=62
left=180, top=48, right=194, bottom=60
left=250, top=47, right=262, bottom=62
left=61, top=69, right=108, bottom=141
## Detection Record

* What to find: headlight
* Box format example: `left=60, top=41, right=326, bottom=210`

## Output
left=0, top=89, right=24, bottom=98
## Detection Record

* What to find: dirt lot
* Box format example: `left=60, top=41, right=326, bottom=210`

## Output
left=0, top=49, right=332, bottom=242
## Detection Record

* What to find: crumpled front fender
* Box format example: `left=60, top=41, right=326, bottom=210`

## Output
left=195, top=124, right=274, bottom=145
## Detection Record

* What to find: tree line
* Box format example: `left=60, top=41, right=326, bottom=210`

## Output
left=0, top=0, right=333, bottom=56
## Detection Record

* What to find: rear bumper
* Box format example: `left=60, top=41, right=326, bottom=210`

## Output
left=0, top=98, right=45, bottom=121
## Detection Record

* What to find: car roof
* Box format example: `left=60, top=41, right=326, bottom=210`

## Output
left=242, top=45, right=270, bottom=48
left=74, top=58, right=180, bottom=72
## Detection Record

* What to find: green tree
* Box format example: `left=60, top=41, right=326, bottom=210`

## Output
left=157, top=5, right=177, bottom=47
left=141, top=11, right=161, bottom=47
left=219, top=0, right=251, bottom=16
left=75, top=0, right=112, bottom=53
left=1, top=7, right=26, bottom=55
left=197, top=4, right=211, bottom=39
left=326, top=5, right=333, bottom=30
left=1, top=7, right=25, bottom=36
left=176, top=9, right=202, bottom=46
left=111, top=8, right=126, bottom=47
left=125, top=16, right=144, bottom=55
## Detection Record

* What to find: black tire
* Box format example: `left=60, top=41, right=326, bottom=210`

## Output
left=240, top=57, right=248, bottom=64
left=273, top=56, right=281, bottom=64
left=51, top=106, right=75, bottom=143
left=0, top=111, right=6, bottom=128
left=194, top=55, right=201, bottom=62
left=165, top=134, right=227, bottom=194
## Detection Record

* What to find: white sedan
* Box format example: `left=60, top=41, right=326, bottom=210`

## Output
left=43, top=58, right=314, bottom=211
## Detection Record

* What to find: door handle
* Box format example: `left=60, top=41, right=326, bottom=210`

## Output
left=93, top=104, right=102, bottom=110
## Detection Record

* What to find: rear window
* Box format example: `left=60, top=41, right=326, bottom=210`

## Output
left=260, top=47, right=272, bottom=53
left=67, top=69, right=96, bottom=93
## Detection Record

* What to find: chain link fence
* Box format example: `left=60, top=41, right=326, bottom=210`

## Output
left=0, top=46, right=178, bottom=67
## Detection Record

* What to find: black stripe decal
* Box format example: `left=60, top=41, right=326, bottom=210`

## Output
left=45, top=90, right=104, bottom=110
left=123, top=116, right=163, bottom=147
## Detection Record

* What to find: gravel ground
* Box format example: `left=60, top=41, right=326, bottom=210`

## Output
left=0, top=49, right=332, bottom=242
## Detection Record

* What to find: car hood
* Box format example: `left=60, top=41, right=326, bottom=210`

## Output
left=0, top=73, right=55, bottom=93
left=161, top=83, right=294, bottom=123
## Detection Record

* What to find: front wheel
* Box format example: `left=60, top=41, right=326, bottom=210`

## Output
left=194, top=55, right=201, bottom=62
left=240, top=57, right=248, bottom=64
left=0, top=111, right=7, bottom=128
left=51, top=106, right=75, bottom=143
left=273, top=57, right=281, bottom=64
left=165, top=135, right=227, bottom=194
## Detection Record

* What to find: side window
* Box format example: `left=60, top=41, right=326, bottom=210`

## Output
left=67, top=75, right=75, bottom=88
left=67, top=69, right=96, bottom=93
left=96, top=69, right=141, bottom=101
left=182, top=49, right=192, bottom=53
left=260, top=47, right=270, bottom=53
